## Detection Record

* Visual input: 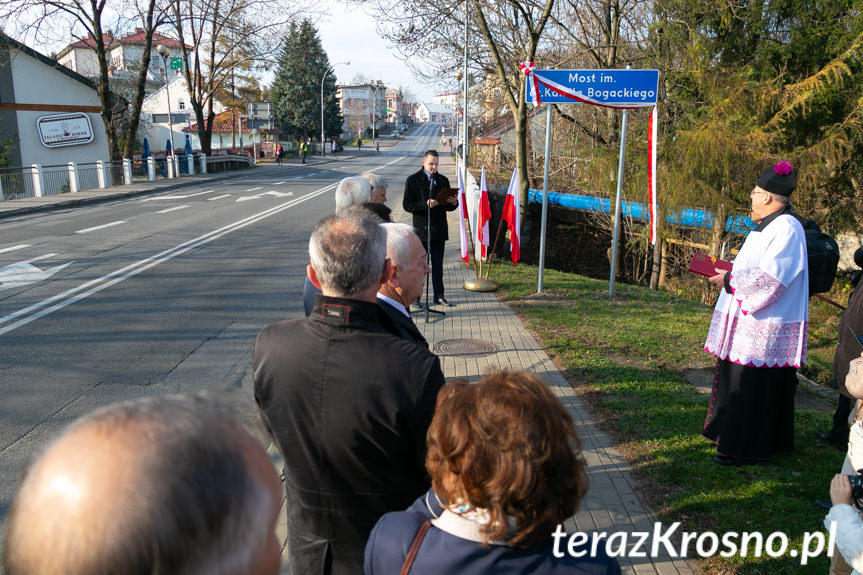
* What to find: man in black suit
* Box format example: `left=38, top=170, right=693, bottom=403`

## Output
left=253, top=208, right=445, bottom=575
left=402, top=149, right=458, bottom=306
left=377, top=223, right=430, bottom=348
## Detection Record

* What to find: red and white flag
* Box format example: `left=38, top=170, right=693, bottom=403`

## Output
left=477, top=167, right=491, bottom=259
left=457, top=168, right=469, bottom=263
left=501, top=167, right=520, bottom=265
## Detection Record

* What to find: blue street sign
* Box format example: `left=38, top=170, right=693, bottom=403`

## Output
left=525, top=69, right=659, bottom=106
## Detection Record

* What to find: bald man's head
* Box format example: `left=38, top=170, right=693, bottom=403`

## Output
left=4, top=394, right=282, bottom=575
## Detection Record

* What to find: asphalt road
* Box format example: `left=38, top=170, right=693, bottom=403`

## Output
left=0, top=122, right=450, bottom=540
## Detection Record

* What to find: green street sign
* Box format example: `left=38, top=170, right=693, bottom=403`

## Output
left=169, top=57, right=183, bottom=70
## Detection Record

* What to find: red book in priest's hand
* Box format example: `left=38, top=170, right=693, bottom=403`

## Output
left=688, top=253, right=733, bottom=278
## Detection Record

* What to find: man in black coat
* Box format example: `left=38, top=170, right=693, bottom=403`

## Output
left=377, top=222, right=430, bottom=348
left=253, top=209, right=445, bottom=575
left=402, top=149, right=458, bottom=306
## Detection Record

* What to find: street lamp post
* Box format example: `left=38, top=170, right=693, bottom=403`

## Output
left=321, top=61, right=349, bottom=156
left=156, top=44, right=175, bottom=154
left=371, top=83, right=384, bottom=141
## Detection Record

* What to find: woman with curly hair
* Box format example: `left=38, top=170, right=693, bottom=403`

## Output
left=364, top=371, right=620, bottom=574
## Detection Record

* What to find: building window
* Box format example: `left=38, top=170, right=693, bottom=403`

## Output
left=178, top=100, right=185, bottom=110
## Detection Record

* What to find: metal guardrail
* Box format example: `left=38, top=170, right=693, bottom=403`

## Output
left=0, top=153, right=253, bottom=201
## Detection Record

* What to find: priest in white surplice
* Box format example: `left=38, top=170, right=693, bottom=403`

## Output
left=703, top=161, right=809, bottom=466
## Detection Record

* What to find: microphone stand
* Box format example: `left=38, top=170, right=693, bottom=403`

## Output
left=424, top=175, right=445, bottom=323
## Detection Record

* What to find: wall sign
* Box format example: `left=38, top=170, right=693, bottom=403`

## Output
left=36, top=113, right=94, bottom=148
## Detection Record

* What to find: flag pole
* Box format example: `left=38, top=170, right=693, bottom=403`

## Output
left=464, top=203, right=479, bottom=276
left=460, top=164, right=479, bottom=276
left=485, top=209, right=507, bottom=278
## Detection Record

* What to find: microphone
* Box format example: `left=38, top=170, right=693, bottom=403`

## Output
left=429, top=175, right=435, bottom=202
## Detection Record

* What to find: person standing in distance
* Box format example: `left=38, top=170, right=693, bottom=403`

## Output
left=402, top=150, right=458, bottom=307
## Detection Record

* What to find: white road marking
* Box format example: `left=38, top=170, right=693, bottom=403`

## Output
left=236, top=191, right=293, bottom=202
left=140, top=190, right=215, bottom=202
left=22, top=253, right=58, bottom=264
left=0, top=244, right=31, bottom=254
left=0, top=257, right=72, bottom=291
left=273, top=181, right=286, bottom=185
left=0, top=183, right=337, bottom=336
left=245, top=186, right=262, bottom=192
left=208, top=194, right=231, bottom=201
left=156, top=205, right=190, bottom=214
left=75, top=221, right=127, bottom=234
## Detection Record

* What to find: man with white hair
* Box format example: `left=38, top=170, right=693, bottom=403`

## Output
left=334, top=176, right=373, bottom=212
left=254, top=208, right=445, bottom=575
left=377, top=222, right=430, bottom=348
left=3, top=394, right=282, bottom=575
left=365, top=173, right=388, bottom=203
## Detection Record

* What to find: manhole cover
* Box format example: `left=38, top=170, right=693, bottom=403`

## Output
left=434, top=338, right=499, bottom=357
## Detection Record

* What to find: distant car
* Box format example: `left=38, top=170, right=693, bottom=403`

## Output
left=390, top=131, right=399, bottom=137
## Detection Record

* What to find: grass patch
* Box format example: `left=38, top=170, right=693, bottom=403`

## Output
left=493, top=264, right=845, bottom=574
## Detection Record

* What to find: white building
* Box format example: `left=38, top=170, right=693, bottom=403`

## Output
left=414, top=102, right=453, bottom=124
left=56, top=29, right=186, bottom=84
left=0, top=33, right=110, bottom=169
left=432, top=92, right=459, bottom=107
left=140, top=73, right=204, bottom=151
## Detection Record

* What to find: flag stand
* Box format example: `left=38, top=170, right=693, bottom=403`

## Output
left=464, top=276, right=499, bottom=291
left=463, top=165, right=500, bottom=292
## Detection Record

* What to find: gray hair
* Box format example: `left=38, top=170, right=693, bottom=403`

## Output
left=308, top=208, right=387, bottom=297
left=769, top=192, right=790, bottom=206
left=382, top=223, right=420, bottom=267
left=335, top=176, right=373, bottom=212
left=365, top=173, right=388, bottom=193
left=4, top=394, right=275, bottom=575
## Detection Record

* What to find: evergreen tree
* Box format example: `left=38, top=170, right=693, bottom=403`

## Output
left=270, top=20, right=342, bottom=143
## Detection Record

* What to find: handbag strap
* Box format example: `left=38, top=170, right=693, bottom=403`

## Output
left=400, top=519, right=432, bottom=575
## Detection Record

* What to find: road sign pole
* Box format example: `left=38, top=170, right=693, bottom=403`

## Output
left=609, top=103, right=630, bottom=298
left=537, top=103, right=552, bottom=294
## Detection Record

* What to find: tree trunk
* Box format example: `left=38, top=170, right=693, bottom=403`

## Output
left=122, top=1, right=159, bottom=161
left=703, top=201, right=727, bottom=304
left=650, top=236, right=663, bottom=290
left=92, top=18, right=121, bottom=162
left=514, top=100, right=530, bottom=221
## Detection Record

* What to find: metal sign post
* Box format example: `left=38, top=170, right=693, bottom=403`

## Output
left=537, top=103, right=552, bottom=293
left=609, top=104, right=629, bottom=297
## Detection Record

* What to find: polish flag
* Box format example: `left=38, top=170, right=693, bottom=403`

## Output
left=478, top=167, right=491, bottom=259
left=457, top=168, right=469, bottom=263
left=501, top=167, right=520, bottom=265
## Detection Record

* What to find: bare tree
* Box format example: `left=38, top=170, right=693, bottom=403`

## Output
left=121, top=0, right=171, bottom=159
left=0, top=0, right=131, bottom=161
left=166, top=0, right=303, bottom=153
left=0, top=0, right=174, bottom=162
left=550, top=0, right=651, bottom=146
